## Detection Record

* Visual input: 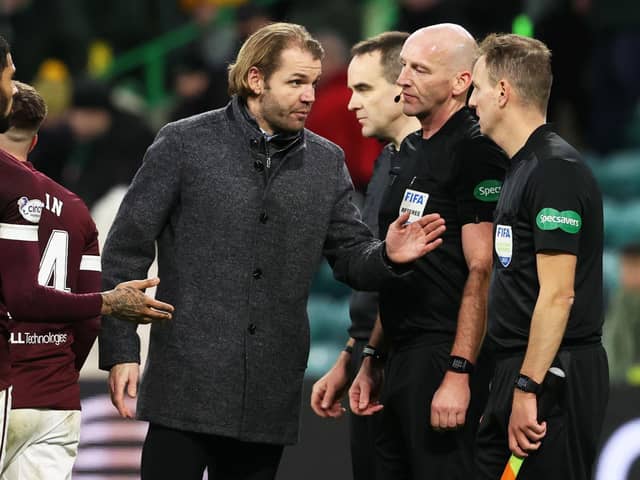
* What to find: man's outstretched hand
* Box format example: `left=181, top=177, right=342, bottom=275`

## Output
left=101, top=277, right=174, bottom=324
left=385, top=212, right=446, bottom=263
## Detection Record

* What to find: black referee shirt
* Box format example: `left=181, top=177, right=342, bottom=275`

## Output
left=378, top=107, right=508, bottom=346
left=487, top=124, right=604, bottom=351
left=348, top=144, right=401, bottom=341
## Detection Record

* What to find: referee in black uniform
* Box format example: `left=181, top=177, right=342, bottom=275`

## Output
left=349, top=24, right=508, bottom=479
left=310, top=31, right=419, bottom=480
left=469, top=34, right=609, bottom=479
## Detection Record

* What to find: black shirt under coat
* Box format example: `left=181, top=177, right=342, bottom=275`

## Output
left=348, top=144, right=402, bottom=340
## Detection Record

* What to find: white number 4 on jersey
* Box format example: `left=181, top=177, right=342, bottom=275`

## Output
left=38, top=230, right=70, bottom=292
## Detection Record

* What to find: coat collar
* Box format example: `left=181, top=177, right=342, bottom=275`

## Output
left=226, top=95, right=305, bottom=153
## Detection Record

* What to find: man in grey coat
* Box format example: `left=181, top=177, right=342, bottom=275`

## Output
left=99, top=22, right=445, bottom=480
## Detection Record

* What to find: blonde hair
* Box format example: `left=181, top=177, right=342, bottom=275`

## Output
left=228, top=22, right=324, bottom=98
left=478, top=33, right=552, bottom=114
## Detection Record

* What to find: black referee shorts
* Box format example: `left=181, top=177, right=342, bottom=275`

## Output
left=476, top=343, right=609, bottom=480
left=375, top=341, right=493, bottom=480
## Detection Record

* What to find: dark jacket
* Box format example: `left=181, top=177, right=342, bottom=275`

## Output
left=99, top=96, right=397, bottom=444
left=348, top=144, right=398, bottom=340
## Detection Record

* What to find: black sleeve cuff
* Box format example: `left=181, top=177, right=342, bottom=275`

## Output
left=380, top=241, right=413, bottom=275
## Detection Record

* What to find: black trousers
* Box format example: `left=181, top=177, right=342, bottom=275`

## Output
left=349, top=339, right=380, bottom=480
left=141, top=423, right=284, bottom=480
left=375, top=341, right=492, bottom=480
left=476, top=344, right=609, bottom=480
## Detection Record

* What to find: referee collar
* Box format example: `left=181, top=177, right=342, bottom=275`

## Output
left=511, top=123, right=555, bottom=165
left=418, top=106, right=472, bottom=142
left=437, top=106, right=472, bottom=138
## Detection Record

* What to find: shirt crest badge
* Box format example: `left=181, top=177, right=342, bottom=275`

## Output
left=17, top=196, right=44, bottom=224
left=495, top=224, right=513, bottom=267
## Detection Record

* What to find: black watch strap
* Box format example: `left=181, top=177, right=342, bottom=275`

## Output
left=448, top=355, right=474, bottom=374
left=361, top=344, right=385, bottom=361
left=514, top=373, right=542, bottom=394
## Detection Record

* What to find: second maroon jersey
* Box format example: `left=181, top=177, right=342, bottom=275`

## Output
left=0, top=149, right=101, bottom=406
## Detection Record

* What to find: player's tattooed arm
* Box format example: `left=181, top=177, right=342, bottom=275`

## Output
left=101, top=278, right=174, bottom=324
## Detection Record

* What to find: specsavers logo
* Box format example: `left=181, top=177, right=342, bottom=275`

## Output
left=536, top=208, right=582, bottom=234
left=473, top=180, right=502, bottom=202
left=17, top=196, right=44, bottom=223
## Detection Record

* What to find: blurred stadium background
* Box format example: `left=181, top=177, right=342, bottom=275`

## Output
left=2, top=0, right=640, bottom=478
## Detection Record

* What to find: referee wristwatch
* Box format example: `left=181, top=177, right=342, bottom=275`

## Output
left=361, top=344, right=385, bottom=362
left=514, top=373, right=542, bottom=395
left=447, top=355, right=474, bottom=374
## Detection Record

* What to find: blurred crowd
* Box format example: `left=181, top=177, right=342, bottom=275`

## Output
left=2, top=0, right=640, bottom=383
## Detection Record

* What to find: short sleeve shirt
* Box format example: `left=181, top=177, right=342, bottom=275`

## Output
left=378, top=108, right=508, bottom=344
left=488, top=125, right=604, bottom=350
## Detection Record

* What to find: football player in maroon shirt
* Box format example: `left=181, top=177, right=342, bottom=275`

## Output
left=0, top=81, right=106, bottom=479
left=0, top=36, right=173, bottom=471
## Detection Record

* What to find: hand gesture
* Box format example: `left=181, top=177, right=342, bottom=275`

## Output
left=349, top=357, right=384, bottom=416
left=385, top=212, right=445, bottom=263
left=310, top=357, right=349, bottom=418
left=508, top=390, right=547, bottom=457
left=108, top=362, right=140, bottom=419
left=101, top=277, right=174, bottom=323
left=430, top=371, right=470, bottom=430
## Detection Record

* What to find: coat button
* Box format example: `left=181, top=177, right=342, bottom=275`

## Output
left=259, top=212, right=268, bottom=223
left=248, top=323, right=257, bottom=334
left=254, top=160, right=264, bottom=171
left=252, top=268, right=262, bottom=279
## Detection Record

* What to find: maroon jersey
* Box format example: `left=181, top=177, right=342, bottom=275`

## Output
left=0, top=150, right=102, bottom=391
left=10, top=161, right=102, bottom=410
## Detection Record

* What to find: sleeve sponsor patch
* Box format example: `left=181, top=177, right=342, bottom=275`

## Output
left=17, top=196, right=44, bottom=223
left=536, top=208, right=581, bottom=234
left=473, top=180, right=502, bottom=202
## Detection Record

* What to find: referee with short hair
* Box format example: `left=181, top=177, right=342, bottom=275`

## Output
left=348, top=24, right=508, bottom=479
left=469, top=33, right=609, bottom=479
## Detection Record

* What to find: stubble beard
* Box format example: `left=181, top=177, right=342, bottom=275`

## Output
left=403, top=101, right=428, bottom=122
left=260, top=88, right=304, bottom=134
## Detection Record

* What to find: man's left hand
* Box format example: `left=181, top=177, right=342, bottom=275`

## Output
left=385, top=212, right=445, bottom=263
left=430, top=371, right=470, bottom=430
left=508, top=390, right=547, bottom=457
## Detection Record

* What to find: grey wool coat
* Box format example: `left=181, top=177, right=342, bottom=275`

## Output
left=99, top=96, right=398, bottom=445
